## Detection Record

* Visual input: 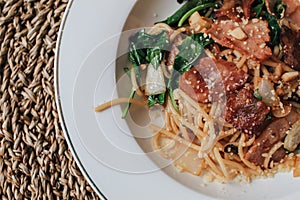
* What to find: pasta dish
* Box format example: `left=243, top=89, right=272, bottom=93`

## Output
left=95, top=0, right=300, bottom=183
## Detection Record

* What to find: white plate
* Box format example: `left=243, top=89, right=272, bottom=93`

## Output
left=55, top=0, right=300, bottom=199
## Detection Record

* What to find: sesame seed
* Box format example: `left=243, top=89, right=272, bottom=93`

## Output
left=259, top=43, right=266, bottom=48
left=236, top=6, right=243, bottom=13
left=242, top=18, right=248, bottom=25
left=185, top=80, right=192, bottom=85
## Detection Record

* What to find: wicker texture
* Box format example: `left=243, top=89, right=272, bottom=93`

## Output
left=0, top=0, right=100, bottom=199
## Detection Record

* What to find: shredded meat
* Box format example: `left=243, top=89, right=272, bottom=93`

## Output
left=224, top=88, right=269, bottom=134
left=281, top=25, right=300, bottom=70
left=206, top=19, right=272, bottom=61
left=244, top=118, right=290, bottom=166
left=179, top=57, right=248, bottom=103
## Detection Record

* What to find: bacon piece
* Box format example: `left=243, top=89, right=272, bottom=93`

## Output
left=242, top=0, right=254, bottom=19
left=179, top=57, right=248, bottom=103
left=215, top=0, right=242, bottom=22
left=244, top=118, right=290, bottom=166
left=284, top=0, right=300, bottom=16
left=215, top=9, right=243, bottom=22
left=288, top=7, right=300, bottom=27
left=198, top=58, right=249, bottom=92
left=224, top=88, right=270, bottom=134
left=207, top=19, right=272, bottom=61
left=281, top=25, right=300, bottom=70
left=179, top=66, right=209, bottom=103
left=285, top=109, right=300, bottom=125
left=220, top=0, right=237, bottom=10
left=271, top=147, right=286, bottom=163
left=283, top=0, right=300, bottom=26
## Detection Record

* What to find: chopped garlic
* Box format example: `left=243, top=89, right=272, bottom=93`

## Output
left=228, top=27, right=247, bottom=40
left=281, top=71, right=299, bottom=82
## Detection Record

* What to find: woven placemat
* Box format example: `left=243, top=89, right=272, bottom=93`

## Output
left=0, top=0, right=100, bottom=199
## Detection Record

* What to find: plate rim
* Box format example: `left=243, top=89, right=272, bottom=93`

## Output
left=54, top=0, right=106, bottom=199
left=53, top=1, right=300, bottom=199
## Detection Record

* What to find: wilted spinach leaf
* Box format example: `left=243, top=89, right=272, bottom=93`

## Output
left=275, top=0, right=286, bottom=18
left=173, top=32, right=213, bottom=74
left=122, top=89, right=135, bottom=119
left=264, top=12, right=281, bottom=46
left=253, top=89, right=263, bottom=100
left=146, top=47, right=162, bottom=69
left=129, top=30, right=169, bottom=70
left=159, top=0, right=217, bottom=26
left=148, top=93, right=165, bottom=107
left=252, top=0, right=265, bottom=17
left=177, top=2, right=216, bottom=27
left=251, top=0, right=282, bottom=47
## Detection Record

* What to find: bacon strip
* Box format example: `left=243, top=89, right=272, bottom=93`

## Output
left=244, top=118, right=290, bottom=166
left=179, top=66, right=209, bottom=103
left=244, top=109, right=300, bottom=166
left=179, top=57, right=248, bottom=103
left=215, top=0, right=242, bottom=22
left=207, top=19, right=272, bottom=61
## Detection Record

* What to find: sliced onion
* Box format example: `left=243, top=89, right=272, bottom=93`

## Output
left=284, top=119, right=300, bottom=151
left=257, top=78, right=280, bottom=107
left=145, top=64, right=166, bottom=95
left=272, top=104, right=292, bottom=118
